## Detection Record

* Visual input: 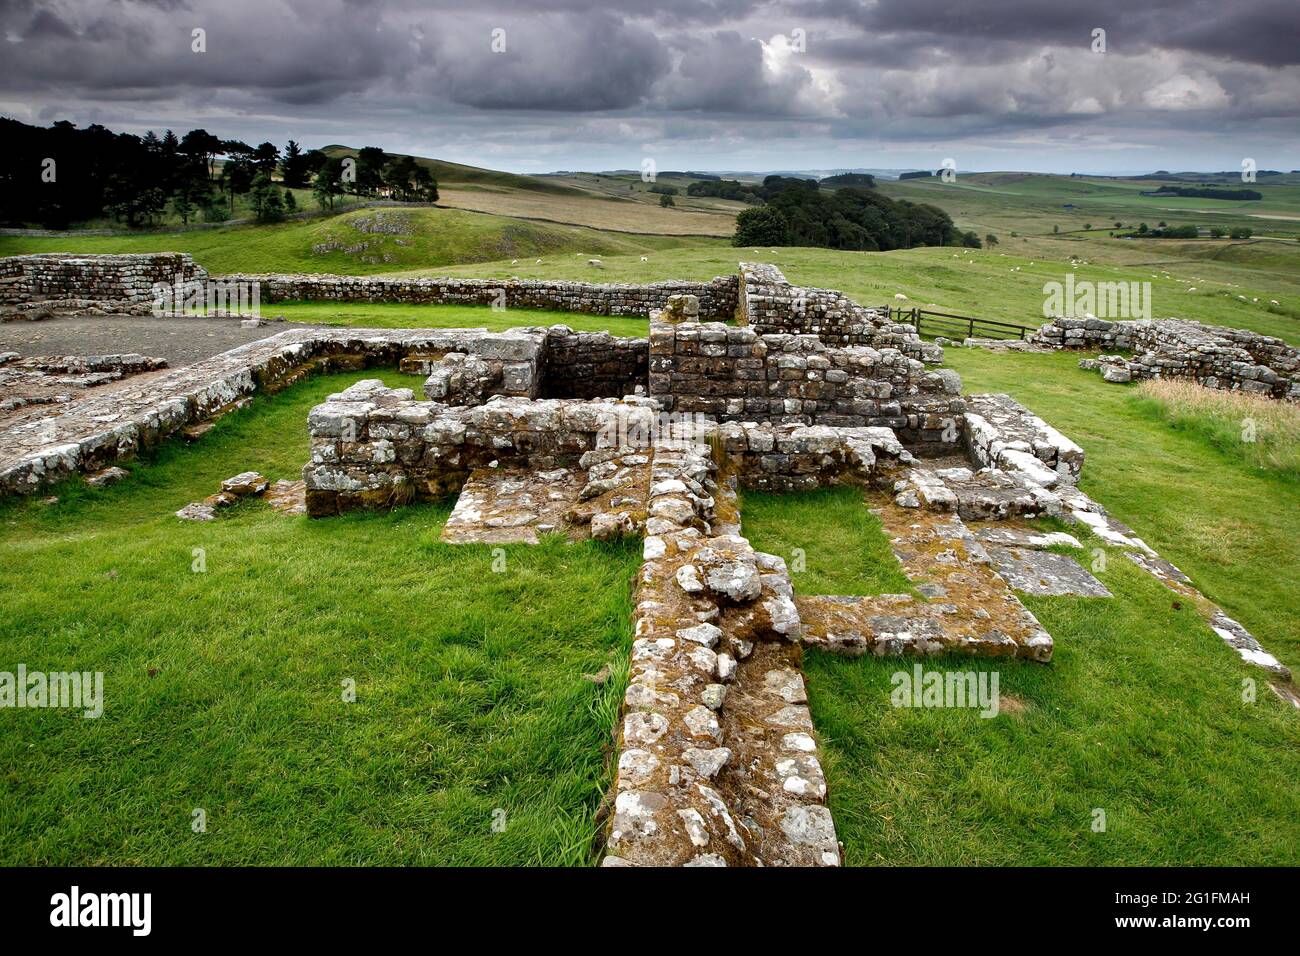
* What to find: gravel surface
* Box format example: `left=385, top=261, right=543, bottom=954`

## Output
left=0, top=315, right=312, bottom=366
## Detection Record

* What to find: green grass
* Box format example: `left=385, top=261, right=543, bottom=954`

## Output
left=0, top=369, right=637, bottom=865
left=265, top=301, right=653, bottom=336
left=879, top=172, right=1300, bottom=241
left=801, top=551, right=1300, bottom=865
left=0, top=206, right=714, bottom=276
left=740, top=487, right=913, bottom=596
left=1133, top=379, right=1300, bottom=478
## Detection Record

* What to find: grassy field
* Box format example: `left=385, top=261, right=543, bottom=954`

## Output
left=0, top=206, right=714, bottom=276
left=389, top=244, right=1300, bottom=342
left=0, top=370, right=638, bottom=865
left=742, top=351, right=1300, bottom=865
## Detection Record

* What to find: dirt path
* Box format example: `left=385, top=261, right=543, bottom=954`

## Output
left=0, top=314, right=312, bottom=367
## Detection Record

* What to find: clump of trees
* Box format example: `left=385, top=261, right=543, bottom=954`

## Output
left=733, top=176, right=969, bottom=251
left=1145, top=185, right=1263, bottom=201
left=0, top=118, right=438, bottom=229
left=308, top=147, right=438, bottom=211
left=819, top=173, right=876, bottom=188
left=687, top=179, right=763, bottom=203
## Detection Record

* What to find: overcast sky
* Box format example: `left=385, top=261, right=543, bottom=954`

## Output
left=2, top=0, right=1297, bottom=175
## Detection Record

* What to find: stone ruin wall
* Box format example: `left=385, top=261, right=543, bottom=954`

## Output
left=738, top=262, right=941, bottom=363
left=219, top=271, right=740, bottom=320
left=1034, top=316, right=1300, bottom=400
left=649, top=299, right=965, bottom=454
left=303, top=379, right=917, bottom=517
left=0, top=253, right=208, bottom=317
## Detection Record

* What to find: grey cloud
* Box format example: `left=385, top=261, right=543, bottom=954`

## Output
left=0, top=0, right=1294, bottom=172
left=429, top=11, right=670, bottom=110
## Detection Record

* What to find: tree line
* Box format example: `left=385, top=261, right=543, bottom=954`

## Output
left=732, top=176, right=977, bottom=251
left=0, top=118, right=438, bottom=229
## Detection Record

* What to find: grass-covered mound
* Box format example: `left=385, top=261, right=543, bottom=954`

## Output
left=0, top=206, right=708, bottom=275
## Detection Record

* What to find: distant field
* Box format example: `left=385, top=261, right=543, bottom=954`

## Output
left=880, top=172, right=1300, bottom=244
left=436, top=185, right=738, bottom=236
left=0, top=206, right=715, bottom=276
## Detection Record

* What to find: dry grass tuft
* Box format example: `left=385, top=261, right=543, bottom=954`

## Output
left=1136, top=379, right=1300, bottom=476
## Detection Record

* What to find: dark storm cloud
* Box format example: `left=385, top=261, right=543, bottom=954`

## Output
left=0, top=0, right=1295, bottom=171
left=799, top=0, right=1300, bottom=67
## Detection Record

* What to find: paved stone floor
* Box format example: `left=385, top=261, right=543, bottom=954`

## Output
left=0, top=314, right=310, bottom=367
left=441, top=465, right=588, bottom=544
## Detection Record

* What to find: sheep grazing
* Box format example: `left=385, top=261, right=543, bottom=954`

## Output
left=535, top=258, right=542, bottom=264
left=894, top=293, right=908, bottom=301
left=511, top=259, right=518, bottom=265
left=640, top=256, right=648, bottom=262
left=588, top=259, right=604, bottom=269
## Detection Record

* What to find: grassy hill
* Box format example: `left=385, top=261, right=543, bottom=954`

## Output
left=0, top=206, right=719, bottom=275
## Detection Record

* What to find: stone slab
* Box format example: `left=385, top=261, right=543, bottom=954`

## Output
left=985, top=545, right=1111, bottom=597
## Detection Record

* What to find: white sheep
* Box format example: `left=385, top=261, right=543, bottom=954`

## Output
left=894, top=293, right=908, bottom=301
left=1271, top=299, right=1280, bottom=305
left=511, top=259, right=518, bottom=265
left=640, top=256, right=648, bottom=262
left=588, top=259, right=604, bottom=269
left=536, top=258, right=542, bottom=264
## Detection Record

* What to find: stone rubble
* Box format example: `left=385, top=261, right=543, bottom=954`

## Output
left=1035, top=316, right=1300, bottom=401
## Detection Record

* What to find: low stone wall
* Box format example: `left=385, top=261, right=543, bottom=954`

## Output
left=217, top=272, right=740, bottom=319
left=648, top=309, right=965, bottom=453
left=303, top=384, right=658, bottom=515
left=963, top=393, right=1084, bottom=483
left=0, top=253, right=207, bottom=317
left=738, top=262, right=940, bottom=362
left=0, top=326, right=565, bottom=497
left=605, top=432, right=840, bottom=867
left=1034, top=317, right=1300, bottom=400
